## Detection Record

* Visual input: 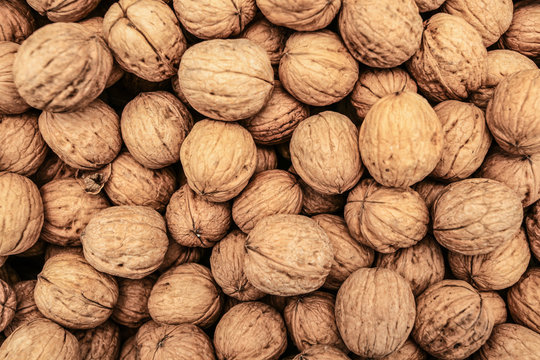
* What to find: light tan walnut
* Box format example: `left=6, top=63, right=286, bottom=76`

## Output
left=474, top=323, right=540, bottom=360
left=27, top=0, right=100, bottom=22
left=507, top=268, right=540, bottom=334
left=499, top=0, right=540, bottom=60
left=480, top=291, right=507, bottom=326
left=0, top=42, right=29, bottom=115
left=74, top=320, right=120, bottom=360
left=256, top=0, right=340, bottom=31
left=241, top=18, right=287, bottom=65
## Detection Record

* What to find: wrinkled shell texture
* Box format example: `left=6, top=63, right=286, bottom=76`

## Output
left=0, top=0, right=35, bottom=43
left=119, top=336, right=136, bottom=360
left=255, top=146, right=278, bottom=173
left=4, top=280, right=43, bottom=337
left=241, top=18, right=286, bottom=64
left=103, top=0, right=187, bottom=82
left=256, top=0, right=341, bottom=31
left=415, top=0, right=445, bottom=12
left=75, top=320, right=120, bottom=360
left=112, top=277, right=154, bottom=327
left=279, top=31, right=358, bottom=106
left=432, top=178, right=523, bottom=255
left=379, top=339, right=427, bottom=360
left=507, top=268, right=540, bottom=334
left=293, top=345, right=350, bottom=360
left=81, top=206, right=169, bottom=279
left=180, top=120, right=257, bottom=202
left=300, top=180, right=346, bottom=216
left=27, top=0, right=100, bottom=22
left=0, top=280, right=15, bottom=332
left=335, top=268, right=416, bottom=358
left=178, top=39, right=273, bottom=121
left=0, top=42, right=29, bottom=114
left=33, top=153, right=77, bottom=187
left=413, top=180, right=447, bottom=210
left=526, top=203, right=540, bottom=261
left=475, top=323, right=540, bottom=360
left=407, top=13, right=487, bottom=102
left=244, top=214, right=333, bottom=296
left=501, top=0, right=540, bottom=59
left=345, top=179, right=429, bottom=253
left=158, top=239, right=204, bottom=272
left=480, top=291, right=507, bottom=326
left=13, top=22, right=112, bottom=112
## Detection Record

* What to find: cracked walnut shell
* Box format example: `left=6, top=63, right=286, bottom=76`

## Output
left=256, top=0, right=340, bottom=31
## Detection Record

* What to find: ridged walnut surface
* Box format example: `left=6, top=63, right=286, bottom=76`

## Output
left=4, top=280, right=44, bottom=337
left=507, top=268, right=540, bottom=334
left=479, top=291, right=507, bottom=326
left=0, top=42, right=29, bottom=114
left=414, top=0, right=445, bottom=12
left=111, top=277, right=154, bottom=328
left=526, top=202, right=540, bottom=261
left=474, top=323, right=540, bottom=360
left=27, top=0, right=99, bottom=22
left=413, top=180, right=446, bottom=210
left=299, top=179, right=346, bottom=216
left=293, top=345, right=350, bottom=360
left=500, top=0, right=540, bottom=60
left=74, top=320, right=120, bottom=360
left=256, top=0, right=340, bottom=31
left=254, top=146, right=278, bottom=173
left=0, top=0, right=35, bottom=43
left=378, top=339, right=427, bottom=360
left=241, top=18, right=286, bottom=65
left=0, top=280, right=15, bottom=333
left=157, top=239, right=203, bottom=272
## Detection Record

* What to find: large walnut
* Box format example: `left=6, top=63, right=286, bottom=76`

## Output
left=0, top=0, right=35, bottom=43
left=0, top=280, right=15, bottom=332
left=480, top=291, right=507, bottom=326
left=293, top=345, right=350, bottom=360
left=112, top=277, right=154, bottom=328
left=75, top=320, right=120, bottom=360
left=255, top=146, right=278, bottom=173
left=256, top=0, right=340, bottom=31
left=0, top=42, right=29, bottom=114
left=414, top=0, right=445, bottom=12
left=27, top=0, right=100, bottom=22
left=474, top=323, right=540, bottom=360
left=4, top=281, right=44, bottom=337
left=507, top=268, right=540, bottom=334
left=500, top=0, right=540, bottom=60
left=241, top=18, right=287, bottom=65
left=413, top=180, right=446, bottom=211
left=526, top=202, right=540, bottom=261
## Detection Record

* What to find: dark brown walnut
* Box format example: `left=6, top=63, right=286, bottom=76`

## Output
left=214, top=302, right=287, bottom=360
left=339, top=0, right=422, bottom=68
left=415, top=0, right=445, bottom=12
left=241, top=18, right=287, bottom=64
left=412, top=180, right=446, bottom=211
left=407, top=13, right=487, bottom=102
left=4, top=280, right=44, bottom=337
left=313, top=214, right=374, bottom=290
left=243, top=82, right=309, bottom=145
left=0, top=112, right=47, bottom=176
left=119, top=336, right=136, bottom=360
left=27, top=0, right=100, bottom=22
left=244, top=214, right=333, bottom=296
left=0, top=172, right=43, bottom=256
left=34, top=253, right=118, bottom=329
left=103, top=0, right=187, bottom=82
left=158, top=239, right=204, bottom=272
left=33, top=153, right=77, bottom=188
left=336, top=268, right=416, bottom=358
left=359, top=92, right=443, bottom=187
left=293, top=345, right=350, bottom=360
left=474, top=323, right=540, bottom=360
left=0, top=280, right=15, bottom=332
left=256, top=0, right=340, bottom=31
left=74, top=320, right=120, bottom=360
left=279, top=31, right=358, bottom=106
left=300, top=180, right=346, bottom=216
left=499, top=0, right=540, bottom=60
left=0, top=318, right=80, bottom=360
left=376, top=236, right=445, bottom=296
left=431, top=101, right=491, bottom=181
left=377, top=339, right=427, bottom=360
left=277, top=142, right=291, bottom=160
left=16, top=238, right=45, bottom=257
left=76, top=166, right=112, bottom=195
left=148, top=263, right=222, bottom=328
left=13, top=22, right=112, bottom=113
left=480, top=291, right=507, bottom=326
left=526, top=202, right=540, bottom=261
left=350, top=68, right=417, bottom=119
left=81, top=206, right=169, bottom=279
left=0, top=264, right=19, bottom=287
left=432, top=178, right=523, bottom=255
left=345, top=179, right=429, bottom=254
left=255, top=146, right=278, bottom=173
left=0, top=0, right=35, bottom=43
left=112, top=277, right=154, bottom=328
left=210, top=230, right=265, bottom=301
left=262, top=294, right=288, bottom=313
left=507, top=268, right=540, bottom=334
left=180, top=120, right=257, bottom=202
left=486, top=69, right=540, bottom=156
left=0, top=42, right=29, bottom=114
left=121, top=91, right=193, bottom=169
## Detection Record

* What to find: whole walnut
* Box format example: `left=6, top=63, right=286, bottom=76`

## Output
left=407, top=13, right=487, bottom=102
left=33, top=153, right=77, bottom=188
left=345, top=179, right=429, bottom=253
left=432, top=178, right=523, bottom=255
left=81, top=206, right=169, bottom=279
left=256, top=0, right=340, bottom=31
left=158, top=239, right=204, bottom=272
left=0, top=0, right=35, bottom=43
left=178, top=39, right=273, bottom=121
left=0, top=112, right=47, bottom=176
left=27, top=0, right=99, bottom=22
left=335, top=268, right=416, bottom=358
left=507, top=268, right=540, bottom=334
left=0, top=42, right=29, bottom=115
left=414, top=0, right=445, bottom=12
left=378, top=339, right=427, bottom=360
left=75, top=320, right=120, bottom=360
left=413, top=180, right=447, bottom=211
left=148, top=263, right=222, bottom=328
left=0, top=172, right=43, bottom=256
left=293, top=345, right=350, bottom=360
left=180, top=120, right=257, bottom=202
left=103, top=0, right=186, bottom=82
left=34, top=253, right=118, bottom=329
left=500, top=0, right=540, bottom=60
left=112, top=277, right=154, bottom=327
left=526, top=202, right=540, bottom=261
left=214, top=302, right=287, bottom=360
left=121, top=91, right=193, bottom=169
left=359, top=92, right=443, bottom=187
left=0, top=280, right=15, bottom=332
left=241, top=18, right=287, bottom=65
left=480, top=291, right=507, bottom=326
left=279, top=31, right=358, bottom=106
left=486, top=69, right=540, bottom=156
left=254, top=146, right=278, bottom=173
left=4, top=281, right=44, bottom=337
left=299, top=180, right=346, bottom=216
left=13, top=22, right=112, bottom=113
left=0, top=319, right=80, bottom=360
left=474, top=323, right=540, bottom=360
left=244, top=214, right=333, bottom=296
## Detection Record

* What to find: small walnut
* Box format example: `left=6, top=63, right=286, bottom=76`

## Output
left=412, top=179, right=446, bottom=211
left=500, top=0, right=540, bottom=60
left=507, top=268, right=540, bottom=334
left=158, top=239, right=204, bottom=272
left=293, top=345, right=350, bottom=360
left=0, top=0, right=35, bottom=43
left=119, top=336, right=136, bottom=360
left=480, top=291, right=507, bottom=326
left=379, top=339, right=427, bottom=360
left=241, top=18, right=287, bottom=64
left=33, top=153, right=77, bottom=188
left=414, top=0, right=445, bottom=12
left=299, top=179, right=346, bottom=216
left=75, top=320, right=120, bottom=360
left=0, top=280, right=15, bottom=332
left=27, top=0, right=100, bottom=22
left=526, top=202, right=540, bottom=261
left=0, top=42, right=29, bottom=115
left=254, top=146, right=278, bottom=173
left=4, top=280, right=44, bottom=337
left=256, top=0, right=340, bottom=31
left=112, top=277, right=154, bottom=328
left=474, top=323, right=540, bottom=360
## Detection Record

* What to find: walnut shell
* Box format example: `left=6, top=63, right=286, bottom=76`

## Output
left=474, top=323, right=540, bottom=360
left=0, top=280, right=15, bottom=332
left=479, top=291, right=507, bottom=326
left=526, top=203, right=540, bottom=261
left=0, top=0, right=35, bottom=44
left=500, top=0, right=540, bottom=60
left=0, top=264, right=19, bottom=287
left=412, top=179, right=446, bottom=211
left=407, top=13, right=487, bottom=102
left=112, top=277, right=154, bottom=328
left=244, top=214, right=333, bottom=296
left=256, top=0, right=340, bottom=31
left=4, top=280, right=44, bottom=337
left=119, top=336, right=136, bottom=360
left=378, top=339, right=427, bottom=360
left=279, top=31, right=358, bottom=106
left=75, top=320, right=120, bottom=360
left=507, top=268, right=540, bottom=334
left=299, top=180, right=346, bottom=216
left=241, top=18, right=287, bottom=65
left=414, top=0, right=445, bottom=12
left=178, top=39, right=273, bottom=121
left=254, top=146, right=278, bottom=173
left=335, top=268, right=416, bottom=358
left=293, top=345, right=350, bottom=360
left=33, top=153, right=77, bottom=188
left=27, top=0, right=99, bottom=22
left=214, top=302, right=287, bottom=360
left=158, top=239, right=204, bottom=272
left=0, top=42, right=29, bottom=115
left=180, top=120, right=257, bottom=202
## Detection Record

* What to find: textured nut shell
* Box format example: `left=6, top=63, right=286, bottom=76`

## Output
left=526, top=202, right=540, bottom=261
left=479, top=291, right=507, bottom=326
left=407, top=13, right=487, bottom=102
left=121, top=91, right=193, bottom=169
left=180, top=120, right=257, bottom=202
left=27, top=0, right=100, bottom=22
left=0, top=112, right=47, bottom=176
left=13, top=22, right=112, bottom=113
left=415, top=0, right=445, bottom=12
left=103, top=0, right=186, bottom=82
left=4, top=281, right=44, bottom=337
left=148, top=263, right=222, bottom=328
left=33, top=153, right=77, bottom=188
left=244, top=214, right=333, bottom=296
left=507, top=268, right=540, bottom=334
left=412, top=180, right=446, bottom=210
left=119, top=336, right=136, bottom=360
left=293, top=345, right=350, bottom=360
left=0, top=0, right=35, bottom=43
left=178, top=39, right=273, bottom=121
left=0, top=280, right=15, bottom=332
left=17, top=238, right=45, bottom=257
left=81, top=206, right=169, bottom=279
left=379, top=339, right=427, bottom=360
left=0, top=264, right=19, bottom=287
left=158, top=239, right=203, bottom=273
left=75, top=320, right=120, bottom=360
left=279, top=31, right=358, bottom=106
left=214, top=302, right=287, bottom=360
left=300, top=180, right=346, bottom=216
left=500, top=0, right=540, bottom=59
left=0, top=42, right=29, bottom=114
left=474, top=323, right=540, bottom=360
left=34, top=253, right=118, bottom=329
left=256, top=0, right=340, bottom=31
left=112, top=277, right=154, bottom=327
left=0, top=172, right=43, bottom=256
left=255, top=146, right=278, bottom=173
left=359, top=92, right=443, bottom=187
left=335, top=268, right=416, bottom=358
left=241, top=18, right=287, bottom=65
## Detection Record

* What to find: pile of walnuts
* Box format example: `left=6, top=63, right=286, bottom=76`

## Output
left=0, top=0, right=539, bottom=359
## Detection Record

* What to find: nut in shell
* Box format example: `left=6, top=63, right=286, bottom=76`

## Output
left=0, top=42, right=29, bottom=115
left=27, top=0, right=100, bottom=22
left=507, top=268, right=540, bottom=334
left=256, top=0, right=341, bottom=31
left=112, top=277, right=155, bottom=328
left=474, top=323, right=540, bottom=360
left=499, top=0, right=540, bottom=60
left=74, top=320, right=120, bottom=360
left=0, top=0, right=35, bottom=43
left=241, top=18, right=287, bottom=65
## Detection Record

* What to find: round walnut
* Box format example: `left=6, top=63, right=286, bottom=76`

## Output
left=480, top=291, right=507, bottom=326
left=166, top=184, right=231, bottom=248
left=158, top=239, right=204, bottom=272
left=33, top=153, right=77, bottom=188
left=0, top=112, right=47, bottom=176
left=81, top=206, right=169, bottom=279
left=75, top=320, right=120, bottom=360
left=121, top=91, right=193, bottom=169
left=13, top=22, right=112, bottom=113
left=148, top=263, right=222, bottom=328
left=299, top=180, right=346, bottom=216
left=474, top=323, right=540, bottom=360
left=112, top=277, right=154, bottom=328
left=255, top=146, right=278, bottom=173
left=486, top=69, right=540, bottom=156
left=34, top=253, right=118, bottom=329
left=500, top=0, right=540, bottom=60
left=256, top=0, right=340, bottom=31
left=214, top=302, right=287, bottom=360
left=27, top=0, right=100, bottom=22
left=4, top=281, right=44, bottom=337
left=377, top=339, right=427, bottom=360
left=432, top=178, right=523, bottom=255
left=279, top=31, right=358, bottom=106
left=415, top=0, right=445, bottom=12
left=178, top=39, right=273, bottom=121
left=180, top=120, right=257, bottom=202
left=407, top=13, right=487, bottom=102
left=0, top=42, right=29, bottom=114
left=0, top=0, right=35, bottom=43
left=293, top=345, right=350, bottom=360
left=507, top=268, right=540, bottom=334
left=241, top=18, right=287, bottom=65
left=412, top=179, right=447, bottom=211
left=244, top=214, right=333, bottom=296
left=0, top=280, right=15, bottom=332
left=103, top=0, right=186, bottom=82
left=0, top=172, right=43, bottom=256
left=526, top=202, right=540, bottom=261
left=345, top=179, right=429, bottom=254
left=335, top=268, right=416, bottom=358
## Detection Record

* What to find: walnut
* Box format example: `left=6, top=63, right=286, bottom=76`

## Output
left=33, top=153, right=77, bottom=188
left=526, top=202, right=540, bottom=261
left=254, top=146, right=278, bottom=173
left=474, top=323, right=540, bottom=360
left=4, top=280, right=44, bottom=337
left=256, top=0, right=340, bottom=31
left=507, top=268, right=540, bottom=334
left=499, top=0, right=540, bottom=60
left=75, top=320, right=120, bottom=360
left=241, top=18, right=287, bottom=64
left=112, top=277, right=154, bottom=328
left=0, top=264, right=19, bottom=287
left=119, top=336, right=136, bottom=360
left=414, top=0, right=445, bottom=12
left=480, top=291, right=507, bottom=326
left=293, top=345, right=350, bottom=360
left=378, top=339, right=427, bottom=360
left=27, top=0, right=100, bottom=22
left=412, top=179, right=446, bottom=211
left=0, top=0, right=35, bottom=43
left=299, top=179, right=346, bottom=216
left=0, top=42, right=29, bottom=115
left=158, top=239, right=204, bottom=272
left=0, top=280, right=15, bottom=332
